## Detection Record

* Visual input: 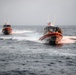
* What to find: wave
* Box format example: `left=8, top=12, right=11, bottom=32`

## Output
left=49, top=50, right=76, bottom=56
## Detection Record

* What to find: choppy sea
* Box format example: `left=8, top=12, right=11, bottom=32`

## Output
left=0, top=25, right=76, bottom=75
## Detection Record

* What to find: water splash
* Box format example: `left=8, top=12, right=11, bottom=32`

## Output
left=59, top=36, right=76, bottom=44
left=0, top=29, right=76, bottom=44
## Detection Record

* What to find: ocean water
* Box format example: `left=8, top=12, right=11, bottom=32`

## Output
left=0, top=25, right=76, bottom=75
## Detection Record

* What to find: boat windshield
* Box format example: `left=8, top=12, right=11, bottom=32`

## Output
left=44, top=26, right=62, bottom=34
left=3, top=25, right=11, bottom=27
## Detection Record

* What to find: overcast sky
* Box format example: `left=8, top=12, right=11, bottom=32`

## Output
left=0, top=0, right=76, bottom=26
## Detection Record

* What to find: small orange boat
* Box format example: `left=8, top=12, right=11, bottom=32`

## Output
left=2, top=23, right=12, bottom=35
left=39, top=22, right=63, bottom=45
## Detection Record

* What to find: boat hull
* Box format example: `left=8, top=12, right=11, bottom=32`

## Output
left=39, top=32, right=62, bottom=45
left=2, top=28, right=12, bottom=35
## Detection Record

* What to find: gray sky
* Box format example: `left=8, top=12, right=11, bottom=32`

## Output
left=0, top=0, right=76, bottom=25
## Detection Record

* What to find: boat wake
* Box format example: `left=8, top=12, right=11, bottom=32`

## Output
left=0, top=30, right=41, bottom=42
left=0, top=30, right=76, bottom=44
left=13, top=30, right=33, bottom=34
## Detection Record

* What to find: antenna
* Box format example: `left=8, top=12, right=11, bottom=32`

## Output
left=53, top=16, right=56, bottom=26
left=3, top=17, right=9, bottom=25
left=47, top=14, right=51, bottom=26
left=7, top=18, right=9, bottom=24
left=47, top=15, right=55, bottom=26
left=47, top=14, right=50, bottom=23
